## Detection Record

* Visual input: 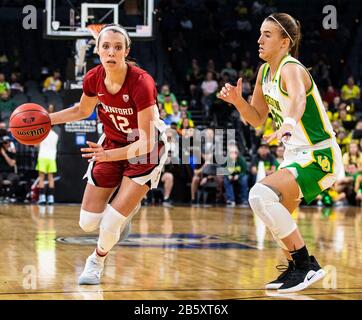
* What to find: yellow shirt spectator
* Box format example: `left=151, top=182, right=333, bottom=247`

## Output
left=341, top=77, right=360, bottom=101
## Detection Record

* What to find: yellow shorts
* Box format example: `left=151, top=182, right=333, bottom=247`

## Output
left=36, top=158, right=57, bottom=174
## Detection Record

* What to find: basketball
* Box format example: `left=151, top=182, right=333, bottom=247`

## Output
left=9, top=103, right=51, bottom=145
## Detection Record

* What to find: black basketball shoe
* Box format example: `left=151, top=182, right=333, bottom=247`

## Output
left=265, top=260, right=295, bottom=290
left=277, top=256, right=326, bottom=293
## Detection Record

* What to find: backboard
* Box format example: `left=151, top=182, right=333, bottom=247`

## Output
left=44, top=0, right=154, bottom=40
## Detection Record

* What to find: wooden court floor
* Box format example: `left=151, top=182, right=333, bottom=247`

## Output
left=0, top=203, right=361, bottom=300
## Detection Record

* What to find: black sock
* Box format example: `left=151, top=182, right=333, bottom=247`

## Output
left=39, top=188, right=45, bottom=196
left=290, top=246, right=310, bottom=268
left=48, top=188, right=54, bottom=196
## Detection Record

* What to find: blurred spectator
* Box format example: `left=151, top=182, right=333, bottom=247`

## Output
left=168, top=103, right=181, bottom=124
left=36, top=107, right=59, bottom=205
left=323, top=85, right=339, bottom=107
left=0, top=135, right=19, bottom=202
left=9, top=72, right=24, bottom=96
left=250, top=142, right=277, bottom=185
left=0, top=73, right=10, bottom=96
left=221, top=61, right=238, bottom=82
left=274, top=145, right=285, bottom=168
left=190, top=152, right=221, bottom=206
left=341, top=76, right=360, bottom=103
left=36, top=126, right=58, bottom=204
left=260, top=116, right=278, bottom=147
left=180, top=100, right=192, bottom=119
left=311, top=57, right=330, bottom=91
left=351, top=120, right=362, bottom=140
left=336, top=128, right=351, bottom=154
left=162, top=93, right=175, bottom=115
left=342, top=140, right=362, bottom=171
left=159, top=151, right=178, bottom=207
left=185, top=60, right=203, bottom=101
left=323, top=100, right=333, bottom=121
left=0, top=91, right=17, bottom=123
left=332, top=96, right=341, bottom=112
left=223, top=143, right=249, bottom=207
left=157, top=84, right=178, bottom=105
left=317, top=183, right=347, bottom=207
left=201, top=71, right=218, bottom=117
left=354, top=173, right=362, bottom=206
left=43, top=70, right=62, bottom=92
left=159, top=108, right=171, bottom=126
left=177, top=117, right=194, bottom=135
left=239, top=60, right=254, bottom=80
left=205, top=59, right=218, bottom=76
left=335, top=162, right=360, bottom=205
left=180, top=14, right=193, bottom=30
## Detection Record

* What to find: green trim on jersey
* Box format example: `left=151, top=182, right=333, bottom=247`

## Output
left=261, top=63, right=269, bottom=85
left=300, top=93, right=333, bottom=144
left=278, top=61, right=314, bottom=96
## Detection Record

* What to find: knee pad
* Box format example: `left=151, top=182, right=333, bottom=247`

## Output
left=79, top=209, right=104, bottom=232
left=249, top=183, right=297, bottom=239
left=98, top=205, right=127, bottom=253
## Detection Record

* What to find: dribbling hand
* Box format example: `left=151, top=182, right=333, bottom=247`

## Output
left=217, top=78, right=243, bottom=105
left=81, top=141, right=109, bottom=162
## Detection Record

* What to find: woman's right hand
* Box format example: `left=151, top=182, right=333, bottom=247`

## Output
left=217, top=78, right=243, bottom=105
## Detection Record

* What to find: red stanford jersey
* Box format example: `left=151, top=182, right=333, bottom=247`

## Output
left=83, top=63, right=158, bottom=144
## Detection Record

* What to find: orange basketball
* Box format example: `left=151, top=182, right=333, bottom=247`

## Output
left=9, top=103, right=51, bottom=145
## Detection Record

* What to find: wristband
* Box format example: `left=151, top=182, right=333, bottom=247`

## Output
left=283, top=117, right=297, bottom=129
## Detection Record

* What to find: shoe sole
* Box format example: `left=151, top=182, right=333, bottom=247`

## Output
left=277, top=269, right=326, bottom=293
left=78, top=277, right=101, bottom=285
left=265, top=282, right=283, bottom=290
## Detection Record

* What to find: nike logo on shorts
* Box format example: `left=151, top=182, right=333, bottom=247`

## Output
left=98, top=93, right=105, bottom=96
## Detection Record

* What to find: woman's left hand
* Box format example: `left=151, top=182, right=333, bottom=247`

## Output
left=264, top=123, right=294, bottom=144
left=81, top=141, right=110, bottom=162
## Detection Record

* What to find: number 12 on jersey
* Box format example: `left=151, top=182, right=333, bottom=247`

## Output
left=109, top=114, right=132, bottom=133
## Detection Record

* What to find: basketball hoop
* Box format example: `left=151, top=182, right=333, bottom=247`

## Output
left=87, top=24, right=106, bottom=39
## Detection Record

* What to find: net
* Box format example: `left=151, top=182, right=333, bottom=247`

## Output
left=86, top=24, right=106, bottom=39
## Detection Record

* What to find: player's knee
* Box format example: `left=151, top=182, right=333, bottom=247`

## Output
left=249, top=183, right=279, bottom=212
left=79, top=209, right=104, bottom=232
left=249, top=183, right=297, bottom=239
left=98, top=205, right=127, bottom=252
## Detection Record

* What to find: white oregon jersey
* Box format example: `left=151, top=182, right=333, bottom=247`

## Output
left=261, top=54, right=335, bottom=149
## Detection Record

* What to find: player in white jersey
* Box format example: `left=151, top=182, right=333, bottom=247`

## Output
left=218, top=13, right=343, bottom=293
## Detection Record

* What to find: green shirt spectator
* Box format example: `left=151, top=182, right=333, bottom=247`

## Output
left=0, top=73, right=10, bottom=95
left=157, top=84, right=177, bottom=105
left=0, top=92, right=16, bottom=121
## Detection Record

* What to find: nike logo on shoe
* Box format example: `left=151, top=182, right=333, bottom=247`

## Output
left=306, top=271, right=316, bottom=281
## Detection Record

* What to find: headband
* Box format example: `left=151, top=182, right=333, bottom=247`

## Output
left=268, top=15, right=294, bottom=44
left=96, top=26, right=131, bottom=48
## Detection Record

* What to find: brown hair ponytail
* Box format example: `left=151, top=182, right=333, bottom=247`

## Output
left=266, top=13, right=302, bottom=58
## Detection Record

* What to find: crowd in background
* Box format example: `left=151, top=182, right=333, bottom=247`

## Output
left=0, top=0, right=362, bottom=207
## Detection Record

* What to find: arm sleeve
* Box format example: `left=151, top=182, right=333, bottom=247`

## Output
left=82, top=69, right=97, bottom=97
left=132, top=73, right=157, bottom=112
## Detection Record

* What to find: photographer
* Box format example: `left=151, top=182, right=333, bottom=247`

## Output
left=0, top=135, right=19, bottom=201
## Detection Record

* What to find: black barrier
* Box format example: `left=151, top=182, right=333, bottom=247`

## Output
left=55, top=89, right=99, bottom=203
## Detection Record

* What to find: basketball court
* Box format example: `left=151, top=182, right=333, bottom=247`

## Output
left=0, top=204, right=360, bottom=300
left=0, top=0, right=361, bottom=303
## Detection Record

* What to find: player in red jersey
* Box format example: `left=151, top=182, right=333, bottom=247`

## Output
left=50, top=24, right=169, bottom=284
